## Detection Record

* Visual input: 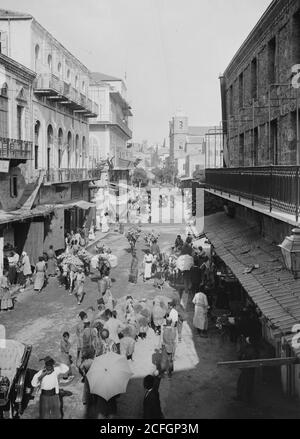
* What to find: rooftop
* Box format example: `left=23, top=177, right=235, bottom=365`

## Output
left=90, top=72, right=123, bottom=85
left=0, top=9, right=32, bottom=19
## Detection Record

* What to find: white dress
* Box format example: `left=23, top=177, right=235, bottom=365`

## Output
left=143, top=254, right=154, bottom=280
left=192, top=292, right=208, bottom=330
left=101, top=215, right=109, bottom=233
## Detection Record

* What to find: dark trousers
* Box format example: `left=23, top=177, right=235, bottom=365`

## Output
left=39, top=393, right=61, bottom=419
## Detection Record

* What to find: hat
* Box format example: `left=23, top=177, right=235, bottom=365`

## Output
left=40, top=356, right=55, bottom=366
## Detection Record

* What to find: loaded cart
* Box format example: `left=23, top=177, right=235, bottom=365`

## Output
left=0, top=339, right=32, bottom=418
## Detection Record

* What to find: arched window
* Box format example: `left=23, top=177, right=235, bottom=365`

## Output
left=47, top=125, right=53, bottom=171
left=67, top=69, right=70, bottom=83
left=82, top=81, right=85, bottom=92
left=58, top=128, right=63, bottom=168
left=67, top=131, right=72, bottom=169
left=75, top=134, right=80, bottom=168
left=35, top=44, right=40, bottom=71
left=82, top=136, right=86, bottom=168
left=1, top=82, right=8, bottom=97
left=57, top=62, right=62, bottom=75
left=48, top=54, right=52, bottom=70
left=75, top=75, right=78, bottom=88
left=34, top=121, right=40, bottom=170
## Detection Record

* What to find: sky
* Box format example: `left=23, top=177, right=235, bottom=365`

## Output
left=1, top=0, right=272, bottom=145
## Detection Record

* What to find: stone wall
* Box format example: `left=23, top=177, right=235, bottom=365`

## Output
left=223, top=0, right=300, bottom=167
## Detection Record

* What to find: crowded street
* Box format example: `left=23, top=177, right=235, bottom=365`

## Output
left=1, top=223, right=300, bottom=419
left=2, top=0, right=300, bottom=424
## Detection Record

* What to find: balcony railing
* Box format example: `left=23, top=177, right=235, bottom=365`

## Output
left=44, top=168, right=102, bottom=184
left=0, top=137, right=33, bottom=160
left=115, top=115, right=132, bottom=138
left=34, top=73, right=64, bottom=95
left=34, top=75, right=98, bottom=117
left=206, top=166, right=300, bottom=221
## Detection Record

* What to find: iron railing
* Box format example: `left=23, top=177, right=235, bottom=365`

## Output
left=44, top=168, right=102, bottom=184
left=34, top=73, right=64, bottom=94
left=205, top=166, right=300, bottom=221
left=0, top=137, right=33, bottom=160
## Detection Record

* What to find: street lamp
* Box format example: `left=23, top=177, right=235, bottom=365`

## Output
left=279, top=228, right=300, bottom=279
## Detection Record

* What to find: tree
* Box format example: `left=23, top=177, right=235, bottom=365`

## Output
left=132, top=167, right=148, bottom=187
left=163, top=157, right=178, bottom=185
left=152, top=167, right=164, bottom=184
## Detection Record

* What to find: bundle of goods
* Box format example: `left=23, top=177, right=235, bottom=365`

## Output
left=77, top=249, right=92, bottom=265
left=57, top=253, right=84, bottom=269
left=144, top=231, right=160, bottom=246
left=176, top=254, right=194, bottom=272
left=126, top=227, right=141, bottom=249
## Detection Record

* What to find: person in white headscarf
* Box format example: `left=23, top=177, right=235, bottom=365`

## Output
left=19, top=251, right=32, bottom=289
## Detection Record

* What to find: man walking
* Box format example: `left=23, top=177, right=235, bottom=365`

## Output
left=161, top=318, right=177, bottom=377
left=143, top=374, right=164, bottom=419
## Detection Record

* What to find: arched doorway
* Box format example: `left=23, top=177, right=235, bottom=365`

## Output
left=75, top=134, right=79, bottom=168
left=34, top=121, right=40, bottom=170
left=82, top=136, right=86, bottom=168
left=67, top=131, right=72, bottom=169
left=58, top=128, right=63, bottom=168
left=47, top=125, right=53, bottom=171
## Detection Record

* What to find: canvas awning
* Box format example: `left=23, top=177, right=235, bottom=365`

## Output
left=0, top=205, right=55, bottom=225
left=205, top=212, right=300, bottom=356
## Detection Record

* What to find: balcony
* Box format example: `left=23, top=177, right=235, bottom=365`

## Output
left=44, top=168, right=102, bottom=185
left=34, top=74, right=98, bottom=117
left=205, top=166, right=300, bottom=221
left=0, top=137, right=33, bottom=161
left=34, top=73, right=64, bottom=98
left=89, top=113, right=132, bottom=137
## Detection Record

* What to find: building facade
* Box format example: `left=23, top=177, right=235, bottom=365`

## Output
left=89, top=72, right=133, bottom=170
left=0, top=9, right=100, bottom=267
left=169, top=113, right=223, bottom=178
left=220, top=0, right=300, bottom=168
left=206, top=0, right=300, bottom=400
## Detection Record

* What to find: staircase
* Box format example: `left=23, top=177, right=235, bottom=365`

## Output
left=16, top=170, right=45, bottom=210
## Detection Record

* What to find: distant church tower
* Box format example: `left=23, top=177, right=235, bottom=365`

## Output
left=169, top=111, right=188, bottom=160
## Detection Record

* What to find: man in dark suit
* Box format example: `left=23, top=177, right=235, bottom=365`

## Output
left=143, top=374, right=164, bottom=419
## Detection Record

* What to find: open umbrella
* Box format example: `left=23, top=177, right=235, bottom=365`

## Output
left=86, top=353, right=133, bottom=401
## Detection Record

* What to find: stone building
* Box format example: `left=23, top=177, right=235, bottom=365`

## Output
left=169, top=112, right=222, bottom=177
left=220, top=0, right=300, bottom=167
left=0, top=9, right=100, bottom=267
left=206, top=0, right=300, bottom=400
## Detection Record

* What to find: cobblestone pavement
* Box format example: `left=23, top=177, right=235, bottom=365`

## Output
left=1, top=224, right=300, bottom=419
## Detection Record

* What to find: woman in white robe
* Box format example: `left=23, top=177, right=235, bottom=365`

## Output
left=143, top=250, right=154, bottom=281
left=192, top=291, right=209, bottom=337
left=101, top=213, right=110, bottom=233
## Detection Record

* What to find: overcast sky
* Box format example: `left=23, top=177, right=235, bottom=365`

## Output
left=2, top=0, right=272, bottom=145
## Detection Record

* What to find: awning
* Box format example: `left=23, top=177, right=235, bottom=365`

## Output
left=205, top=212, right=300, bottom=353
left=0, top=205, right=55, bottom=225
left=52, top=200, right=96, bottom=211
left=74, top=200, right=96, bottom=210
